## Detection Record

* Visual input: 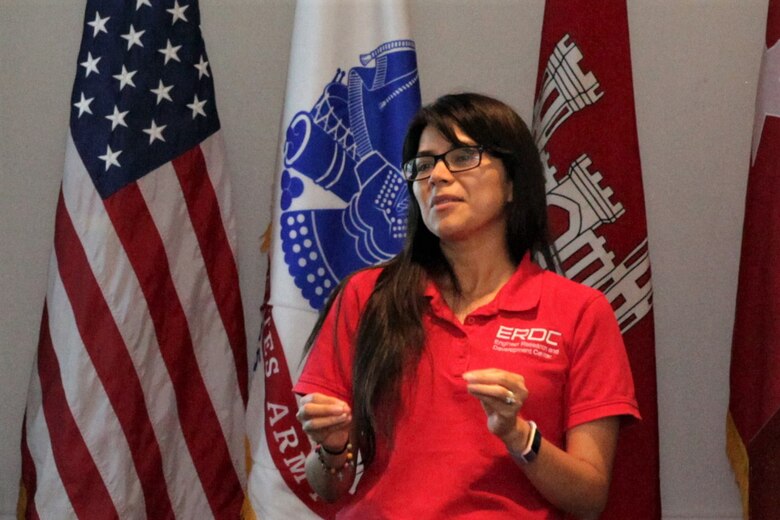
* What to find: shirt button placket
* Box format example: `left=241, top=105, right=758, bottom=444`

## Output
left=457, top=316, right=476, bottom=374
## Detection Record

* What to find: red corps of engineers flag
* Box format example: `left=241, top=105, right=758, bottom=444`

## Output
left=727, top=1, right=780, bottom=518
left=18, top=1, right=248, bottom=518
left=531, top=1, right=661, bottom=517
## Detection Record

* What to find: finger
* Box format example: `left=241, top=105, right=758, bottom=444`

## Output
left=463, top=369, right=523, bottom=389
left=463, top=370, right=528, bottom=403
left=296, top=402, right=350, bottom=422
left=466, top=383, right=524, bottom=405
left=463, top=367, right=505, bottom=379
left=297, top=393, right=351, bottom=423
left=468, top=390, right=517, bottom=410
left=300, top=412, right=352, bottom=434
left=300, top=393, right=351, bottom=410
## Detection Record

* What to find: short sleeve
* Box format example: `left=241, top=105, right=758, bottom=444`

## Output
left=293, top=269, right=380, bottom=405
left=566, top=293, right=641, bottom=430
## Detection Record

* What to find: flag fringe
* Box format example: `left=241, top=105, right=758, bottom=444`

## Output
left=16, top=480, right=27, bottom=520
left=261, top=223, right=272, bottom=254
left=726, top=411, right=749, bottom=520
left=241, top=436, right=259, bottom=520
left=241, top=496, right=258, bottom=520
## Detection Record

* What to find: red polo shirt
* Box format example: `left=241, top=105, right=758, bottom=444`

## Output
left=295, top=255, right=640, bottom=519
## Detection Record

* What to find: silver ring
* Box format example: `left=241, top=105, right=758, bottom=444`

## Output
left=505, top=391, right=516, bottom=405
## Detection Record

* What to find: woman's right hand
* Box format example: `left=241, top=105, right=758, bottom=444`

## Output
left=296, top=393, right=353, bottom=450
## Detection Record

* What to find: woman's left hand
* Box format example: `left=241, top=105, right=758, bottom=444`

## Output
left=462, top=368, right=528, bottom=441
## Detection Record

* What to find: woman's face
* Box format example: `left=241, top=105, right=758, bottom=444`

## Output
left=411, top=125, right=513, bottom=246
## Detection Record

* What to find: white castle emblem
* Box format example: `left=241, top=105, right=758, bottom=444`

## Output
left=533, top=35, right=652, bottom=334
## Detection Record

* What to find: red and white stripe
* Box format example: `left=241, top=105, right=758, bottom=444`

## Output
left=22, top=131, right=246, bottom=519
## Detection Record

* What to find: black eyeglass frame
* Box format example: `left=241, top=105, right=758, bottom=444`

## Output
left=402, top=145, right=490, bottom=182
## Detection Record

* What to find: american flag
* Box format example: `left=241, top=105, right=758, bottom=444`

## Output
left=19, top=1, right=248, bottom=518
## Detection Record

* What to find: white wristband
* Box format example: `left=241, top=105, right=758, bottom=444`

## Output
left=520, top=421, right=537, bottom=457
left=512, top=420, right=541, bottom=464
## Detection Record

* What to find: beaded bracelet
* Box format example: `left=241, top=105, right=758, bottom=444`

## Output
left=319, top=439, right=350, bottom=456
left=315, top=442, right=355, bottom=476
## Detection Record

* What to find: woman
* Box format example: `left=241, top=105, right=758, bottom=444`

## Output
left=294, top=93, right=640, bottom=519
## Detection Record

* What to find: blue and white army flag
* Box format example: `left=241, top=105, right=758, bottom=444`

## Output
left=244, top=1, right=421, bottom=518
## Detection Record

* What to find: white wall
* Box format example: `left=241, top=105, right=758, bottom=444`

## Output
left=1, top=1, right=765, bottom=518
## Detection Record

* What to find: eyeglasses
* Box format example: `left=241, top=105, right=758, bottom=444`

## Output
left=402, top=146, right=487, bottom=181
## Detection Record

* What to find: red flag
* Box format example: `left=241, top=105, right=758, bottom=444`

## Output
left=19, top=1, right=248, bottom=517
left=727, top=1, right=780, bottom=517
left=532, top=1, right=661, bottom=517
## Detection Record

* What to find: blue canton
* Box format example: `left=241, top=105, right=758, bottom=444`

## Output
left=70, top=0, right=220, bottom=200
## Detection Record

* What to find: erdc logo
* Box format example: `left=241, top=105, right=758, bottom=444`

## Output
left=496, top=325, right=562, bottom=346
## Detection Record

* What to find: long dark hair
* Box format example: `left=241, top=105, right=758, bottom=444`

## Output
left=304, top=93, right=556, bottom=466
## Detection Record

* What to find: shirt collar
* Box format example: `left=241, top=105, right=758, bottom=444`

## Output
left=423, top=253, right=543, bottom=315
